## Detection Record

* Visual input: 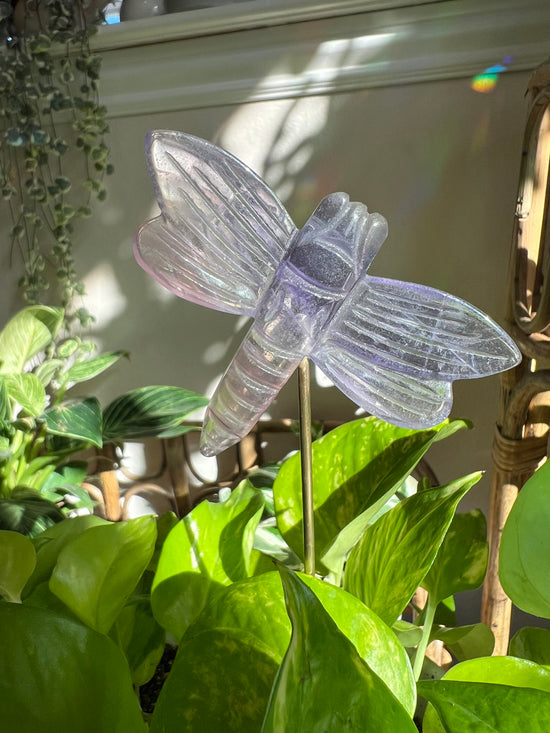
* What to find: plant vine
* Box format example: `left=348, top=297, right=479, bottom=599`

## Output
left=0, top=0, right=113, bottom=330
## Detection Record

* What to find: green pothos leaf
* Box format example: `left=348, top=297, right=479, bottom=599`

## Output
left=262, top=567, right=417, bottom=732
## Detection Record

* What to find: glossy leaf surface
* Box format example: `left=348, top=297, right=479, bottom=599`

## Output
left=439, top=655, right=550, bottom=689
left=151, top=481, right=264, bottom=639
left=0, top=306, right=62, bottom=374
left=0, top=530, right=36, bottom=602
left=188, top=570, right=415, bottom=716
left=102, top=385, right=208, bottom=442
left=64, top=350, right=128, bottom=384
left=500, top=459, right=550, bottom=618
left=151, top=628, right=278, bottom=733
left=422, top=509, right=488, bottom=603
left=344, top=473, right=481, bottom=625
left=510, top=626, right=550, bottom=665
left=422, top=655, right=550, bottom=732
left=435, top=623, right=495, bottom=661
left=262, top=567, right=417, bottom=732
left=0, top=603, right=147, bottom=733
left=43, top=397, right=103, bottom=447
left=50, top=516, right=156, bottom=633
left=24, top=515, right=107, bottom=598
left=274, top=417, right=468, bottom=572
left=420, top=679, right=550, bottom=733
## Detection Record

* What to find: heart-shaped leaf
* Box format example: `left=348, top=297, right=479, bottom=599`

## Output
left=420, top=656, right=550, bottom=733
left=422, top=655, right=550, bottom=732
left=273, top=417, right=468, bottom=573
left=262, top=567, right=417, bottom=732
left=500, top=458, right=550, bottom=618
left=0, top=530, right=36, bottom=602
left=0, top=603, right=147, bottom=733
left=24, top=515, right=108, bottom=599
left=422, top=509, right=488, bottom=604
left=151, top=481, right=264, bottom=639
left=50, top=516, right=156, bottom=633
left=343, top=473, right=481, bottom=625
left=187, top=570, right=415, bottom=716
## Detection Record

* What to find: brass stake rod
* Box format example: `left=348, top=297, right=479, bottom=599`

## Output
left=298, top=357, right=315, bottom=576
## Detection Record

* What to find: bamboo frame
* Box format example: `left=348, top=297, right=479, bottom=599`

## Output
left=88, top=418, right=338, bottom=522
left=482, top=57, right=550, bottom=655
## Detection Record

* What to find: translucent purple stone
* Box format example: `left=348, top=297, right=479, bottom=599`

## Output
left=134, top=131, right=521, bottom=456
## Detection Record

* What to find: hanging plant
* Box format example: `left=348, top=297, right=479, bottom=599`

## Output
left=0, top=0, right=113, bottom=329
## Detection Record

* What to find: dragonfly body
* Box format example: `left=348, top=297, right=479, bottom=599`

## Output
left=135, top=131, right=521, bottom=456
left=201, top=192, right=387, bottom=455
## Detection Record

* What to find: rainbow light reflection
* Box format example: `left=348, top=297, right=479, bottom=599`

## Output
left=471, top=59, right=512, bottom=93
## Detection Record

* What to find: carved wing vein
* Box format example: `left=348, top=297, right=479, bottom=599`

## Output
left=217, top=158, right=293, bottom=244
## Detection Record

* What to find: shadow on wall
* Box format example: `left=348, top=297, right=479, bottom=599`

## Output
left=69, top=34, right=403, bottom=404
left=54, top=34, right=526, bottom=455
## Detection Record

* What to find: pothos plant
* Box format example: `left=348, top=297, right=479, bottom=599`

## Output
left=0, top=0, right=112, bottom=327
left=3, top=416, right=550, bottom=731
left=0, top=304, right=208, bottom=535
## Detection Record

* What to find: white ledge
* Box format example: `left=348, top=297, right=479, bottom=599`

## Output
left=95, top=0, right=550, bottom=118
left=93, top=0, right=443, bottom=49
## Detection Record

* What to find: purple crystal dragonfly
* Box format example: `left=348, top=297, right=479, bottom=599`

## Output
left=134, top=131, right=521, bottom=456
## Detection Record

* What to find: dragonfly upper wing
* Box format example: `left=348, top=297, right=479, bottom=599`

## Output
left=134, top=131, right=297, bottom=316
left=312, top=275, right=521, bottom=428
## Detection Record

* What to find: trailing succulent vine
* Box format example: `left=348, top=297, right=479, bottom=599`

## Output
left=0, top=0, right=113, bottom=330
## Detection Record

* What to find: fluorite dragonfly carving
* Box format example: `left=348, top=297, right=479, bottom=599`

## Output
left=134, top=131, right=521, bottom=457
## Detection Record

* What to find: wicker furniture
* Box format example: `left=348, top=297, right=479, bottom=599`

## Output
left=482, top=58, right=550, bottom=655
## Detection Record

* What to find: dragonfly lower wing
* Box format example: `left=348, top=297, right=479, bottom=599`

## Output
left=313, top=349, right=453, bottom=429
left=135, top=217, right=259, bottom=316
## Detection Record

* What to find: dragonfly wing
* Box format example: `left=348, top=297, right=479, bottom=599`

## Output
left=135, top=131, right=297, bottom=316
left=312, top=275, right=521, bottom=428
left=313, top=356, right=454, bottom=429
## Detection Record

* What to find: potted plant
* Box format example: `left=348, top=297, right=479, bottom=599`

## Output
left=3, top=415, right=549, bottom=730
left=0, top=303, right=208, bottom=534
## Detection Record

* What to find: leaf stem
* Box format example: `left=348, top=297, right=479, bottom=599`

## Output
left=413, top=592, right=437, bottom=680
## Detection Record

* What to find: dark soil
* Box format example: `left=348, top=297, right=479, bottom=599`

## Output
left=139, top=644, right=177, bottom=714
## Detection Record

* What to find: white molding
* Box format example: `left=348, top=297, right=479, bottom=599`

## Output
left=95, top=0, right=550, bottom=118
left=94, top=0, right=444, bottom=50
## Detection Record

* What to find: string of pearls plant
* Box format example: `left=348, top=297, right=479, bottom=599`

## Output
left=0, top=0, right=113, bottom=330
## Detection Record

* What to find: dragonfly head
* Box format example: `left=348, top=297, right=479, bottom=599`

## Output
left=288, top=193, right=388, bottom=291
